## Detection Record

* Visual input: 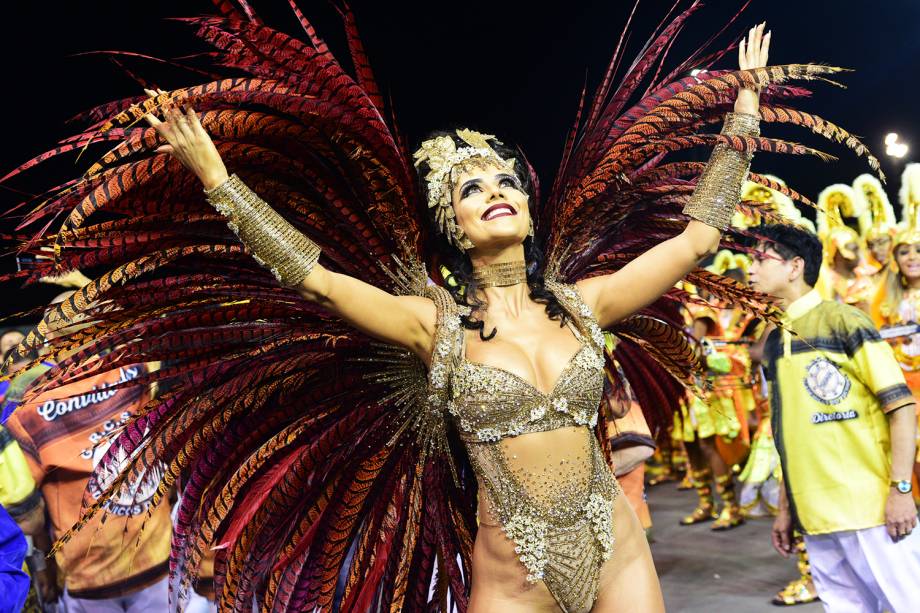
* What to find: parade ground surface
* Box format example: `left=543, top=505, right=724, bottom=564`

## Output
left=650, top=484, right=823, bottom=613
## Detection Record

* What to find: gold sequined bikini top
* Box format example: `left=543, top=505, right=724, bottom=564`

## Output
left=451, top=326, right=606, bottom=443
left=427, top=280, right=608, bottom=444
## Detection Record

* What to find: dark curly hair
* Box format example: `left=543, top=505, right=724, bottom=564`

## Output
left=416, top=129, right=570, bottom=340
left=756, top=224, right=823, bottom=287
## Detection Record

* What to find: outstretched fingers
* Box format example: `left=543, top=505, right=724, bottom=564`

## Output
left=142, top=88, right=163, bottom=129
left=739, top=22, right=768, bottom=70
left=141, top=89, right=179, bottom=154
left=760, top=29, right=771, bottom=66
left=186, top=106, right=206, bottom=139
left=136, top=88, right=226, bottom=187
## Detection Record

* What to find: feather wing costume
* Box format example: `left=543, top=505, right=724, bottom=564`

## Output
left=1, top=1, right=878, bottom=610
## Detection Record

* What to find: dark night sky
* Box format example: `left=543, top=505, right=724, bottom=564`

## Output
left=1, top=0, right=918, bottom=314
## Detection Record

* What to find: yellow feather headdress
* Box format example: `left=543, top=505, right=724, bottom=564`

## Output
left=854, top=173, right=895, bottom=241
left=817, top=183, right=863, bottom=261
left=736, top=174, right=814, bottom=233
left=706, top=249, right=751, bottom=276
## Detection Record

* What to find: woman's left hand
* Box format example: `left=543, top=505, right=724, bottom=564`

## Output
left=734, top=22, right=771, bottom=116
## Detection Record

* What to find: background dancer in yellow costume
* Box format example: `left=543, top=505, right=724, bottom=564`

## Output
left=815, top=183, right=875, bottom=311
left=871, top=162, right=920, bottom=493
left=855, top=173, right=896, bottom=283
left=677, top=251, right=759, bottom=531
left=708, top=252, right=763, bottom=463
left=733, top=175, right=812, bottom=230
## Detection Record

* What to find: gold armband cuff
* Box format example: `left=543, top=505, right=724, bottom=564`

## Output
left=205, top=174, right=321, bottom=287
left=682, top=112, right=761, bottom=230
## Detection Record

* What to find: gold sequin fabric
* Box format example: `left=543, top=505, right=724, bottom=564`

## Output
left=426, top=281, right=619, bottom=613
left=204, top=174, right=321, bottom=287
left=682, top=111, right=761, bottom=230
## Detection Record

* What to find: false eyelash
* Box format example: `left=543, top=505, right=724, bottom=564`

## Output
left=461, top=183, right=480, bottom=198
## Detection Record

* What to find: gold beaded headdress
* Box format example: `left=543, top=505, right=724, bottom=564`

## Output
left=736, top=175, right=792, bottom=228
left=413, top=129, right=517, bottom=251
left=817, top=183, right=863, bottom=262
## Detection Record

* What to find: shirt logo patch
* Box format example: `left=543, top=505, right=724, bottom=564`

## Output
left=36, top=366, right=141, bottom=422
left=811, top=409, right=859, bottom=424
left=803, top=357, right=851, bottom=405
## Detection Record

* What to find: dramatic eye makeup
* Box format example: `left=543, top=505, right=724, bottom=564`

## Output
left=460, top=181, right=482, bottom=199
left=496, top=173, right=522, bottom=190
left=459, top=173, right=521, bottom=199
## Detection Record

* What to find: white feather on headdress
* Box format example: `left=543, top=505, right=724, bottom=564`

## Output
left=796, top=217, right=817, bottom=234
left=817, top=183, right=861, bottom=238
left=853, top=173, right=895, bottom=236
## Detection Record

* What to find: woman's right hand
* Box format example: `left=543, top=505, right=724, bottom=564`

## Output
left=142, top=89, right=229, bottom=190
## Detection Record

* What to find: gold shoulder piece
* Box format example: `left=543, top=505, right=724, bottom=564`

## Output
left=423, top=285, right=466, bottom=396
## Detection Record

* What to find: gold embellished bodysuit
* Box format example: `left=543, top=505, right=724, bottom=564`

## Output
left=427, top=280, right=620, bottom=613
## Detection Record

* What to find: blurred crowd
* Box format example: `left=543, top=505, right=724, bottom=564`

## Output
left=637, top=166, right=920, bottom=610
left=0, top=288, right=217, bottom=612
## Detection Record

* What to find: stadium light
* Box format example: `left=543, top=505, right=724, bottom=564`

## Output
left=886, top=133, right=909, bottom=158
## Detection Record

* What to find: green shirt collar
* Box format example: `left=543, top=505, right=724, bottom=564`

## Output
left=782, top=289, right=822, bottom=324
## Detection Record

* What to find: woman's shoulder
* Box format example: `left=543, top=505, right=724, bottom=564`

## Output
left=422, top=285, right=468, bottom=349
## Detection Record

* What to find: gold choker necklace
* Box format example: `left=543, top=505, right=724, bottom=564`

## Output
left=472, top=261, right=528, bottom=288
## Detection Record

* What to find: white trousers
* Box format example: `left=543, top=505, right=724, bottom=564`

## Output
left=182, top=591, right=217, bottom=613
left=60, top=576, right=168, bottom=612
left=805, top=524, right=920, bottom=613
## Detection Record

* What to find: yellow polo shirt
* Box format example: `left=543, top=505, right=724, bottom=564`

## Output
left=765, top=290, right=914, bottom=535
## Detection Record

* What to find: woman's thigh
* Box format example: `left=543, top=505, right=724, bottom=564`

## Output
left=593, top=494, right=664, bottom=613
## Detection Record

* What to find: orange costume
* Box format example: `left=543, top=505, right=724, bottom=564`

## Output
left=607, top=402, right=654, bottom=530
left=873, top=287, right=920, bottom=396
left=676, top=252, right=756, bottom=530
left=709, top=306, right=761, bottom=450
left=870, top=162, right=920, bottom=465
left=855, top=173, right=897, bottom=282
left=6, top=364, right=172, bottom=600
left=818, top=264, right=877, bottom=309
left=679, top=252, right=759, bottom=450
left=678, top=301, right=743, bottom=443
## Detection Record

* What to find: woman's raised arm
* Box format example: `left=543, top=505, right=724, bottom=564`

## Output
left=144, top=96, right=437, bottom=362
left=579, top=23, right=770, bottom=329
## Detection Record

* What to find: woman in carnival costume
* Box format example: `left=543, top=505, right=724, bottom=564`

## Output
left=871, top=162, right=920, bottom=494
left=677, top=250, right=759, bottom=531
left=1, top=2, right=879, bottom=611
left=815, top=183, right=876, bottom=311
left=855, top=173, right=897, bottom=282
